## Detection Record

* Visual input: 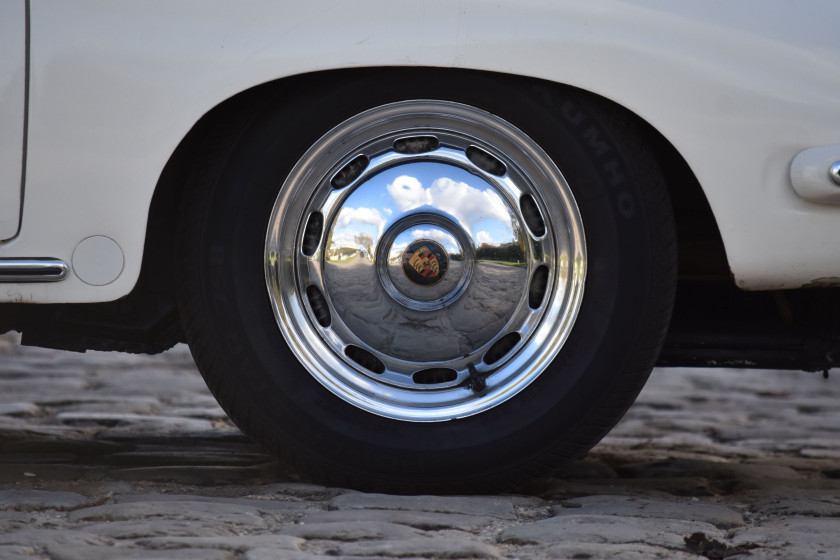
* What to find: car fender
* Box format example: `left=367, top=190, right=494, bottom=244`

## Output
left=2, top=0, right=839, bottom=302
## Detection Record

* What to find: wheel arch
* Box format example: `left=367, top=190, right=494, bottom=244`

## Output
left=2, top=67, right=727, bottom=354
left=144, top=67, right=728, bottom=312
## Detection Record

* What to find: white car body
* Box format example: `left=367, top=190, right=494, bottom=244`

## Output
left=1, top=0, right=840, bottom=303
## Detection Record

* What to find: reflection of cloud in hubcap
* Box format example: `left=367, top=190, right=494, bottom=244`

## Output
left=410, top=228, right=460, bottom=250
left=386, top=175, right=510, bottom=236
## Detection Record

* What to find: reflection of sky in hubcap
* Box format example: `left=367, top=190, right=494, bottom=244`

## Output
left=327, top=162, right=517, bottom=257
left=322, top=160, right=528, bottom=363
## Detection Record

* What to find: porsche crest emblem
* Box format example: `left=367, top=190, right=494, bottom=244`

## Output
left=402, top=240, right=448, bottom=286
left=409, top=246, right=440, bottom=277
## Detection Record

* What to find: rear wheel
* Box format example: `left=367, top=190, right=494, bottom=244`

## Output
left=177, top=71, right=676, bottom=491
left=267, top=99, right=586, bottom=421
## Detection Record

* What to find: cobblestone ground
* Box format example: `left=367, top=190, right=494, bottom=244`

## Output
left=0, top=332, right=838, bottom=560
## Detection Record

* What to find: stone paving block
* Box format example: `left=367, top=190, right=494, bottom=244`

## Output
left=135, top=535, right=302, bottom=552
left=720, top=477, right=840, bottom=496
left=0, top=488, right=92, bottom=511
left=800, top=446, right=840, bottom=459
left=750, top=486, right=840, bottom=501
left=0, top=512, right=33, bottom=536
left=750, top=498, right=840, bottom=518
left=0, top=402, right=40, bottom=417
left=100, top=450, right=269, bottom=467
left=0, top=378, right=88, bottom=394
left=534, top=542, right=700, bottom=559
left=33, top=396, right=161, bottom=408
left=647, top=436, right=766, bottom=459
left=59, top=402, right=162, bottom=416
left=246, top=481, right=347, bottom=500
left=0, top=510, right=36, bottom=522
left=551, top=494, right=744, bottom=529
left=714, top=462, right=805, bottom=481
left=278, top=520, right=420, bottom=541
left=107, top=464, right=283, bottom=485
left=163, top=406, right=229, bottom=419
left=100, top=431, right=255, bottom=447
left=329, top=492, right=536, bottom=520
left=553, top=459, right=618, bottom=480
left=301, top=509, right=493, bottom=532
left=713, top=426, right=828, bottom=444
left=67, top=500, right=268, bottom=529
left=84, top=374, right=210, bottom=400
left=542, top=474, right=721, bottom=499
left=114, top=493, right=310, bottom=514
left=597, top=434, right=653, bottom=449
left=81, top=520, right=241, bottom=539
left=0, top=529, right=111, bottom=548
left=0, top=463, right=98, bottom=483
left=56, top=412, right=216, bottom=432
left=0, top=422, right=89, bottom=444
left=48, top=546, right=233, bottom=560
left=334, top=536, right=500, bottom=558
left=165, top=393, right=225, bottom=407
left=0, top=452, right=84, bottom=465
left=615, top=458, right=804, bottom=481
left=729, top=517, right=840, bottom=552
left=0, top=546, right=43, bottom=560
left=244, top=549, right=335, bottom=560
left=499, top=513, right=724, bottom=549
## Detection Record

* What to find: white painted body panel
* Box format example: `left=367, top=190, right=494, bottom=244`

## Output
left=2, top=0, right=840, bottom=302
left=0, top=2, right=26, bottom=241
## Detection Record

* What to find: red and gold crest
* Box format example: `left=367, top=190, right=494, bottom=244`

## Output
left=402, top=240, right=448, bottom=286
left=407, top=246, right=440, bottom=278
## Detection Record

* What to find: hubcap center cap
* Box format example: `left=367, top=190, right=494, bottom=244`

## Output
left=379, top=218, right=472, bottom=310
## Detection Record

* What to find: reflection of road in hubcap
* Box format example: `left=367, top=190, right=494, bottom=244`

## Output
left=403, top=240, right=448, bottom=286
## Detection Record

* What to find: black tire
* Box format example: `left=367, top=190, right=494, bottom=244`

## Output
left=176, top=69, right=676, bottom=492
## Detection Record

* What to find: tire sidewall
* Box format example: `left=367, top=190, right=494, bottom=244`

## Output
left=183, top=70, right=666, bottom=485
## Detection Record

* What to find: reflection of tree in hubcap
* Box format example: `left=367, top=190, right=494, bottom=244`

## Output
left=402, top=240, right=448, bottom=286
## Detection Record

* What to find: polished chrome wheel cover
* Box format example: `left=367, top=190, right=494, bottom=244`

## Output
left=265, top=101, right=585, bottom=421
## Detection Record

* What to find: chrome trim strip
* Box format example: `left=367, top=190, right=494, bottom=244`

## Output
left=0, top=258, right=68, bottom=282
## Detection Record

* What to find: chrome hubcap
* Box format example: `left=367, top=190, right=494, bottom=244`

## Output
left=265, top=100, right=586, bottom=421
